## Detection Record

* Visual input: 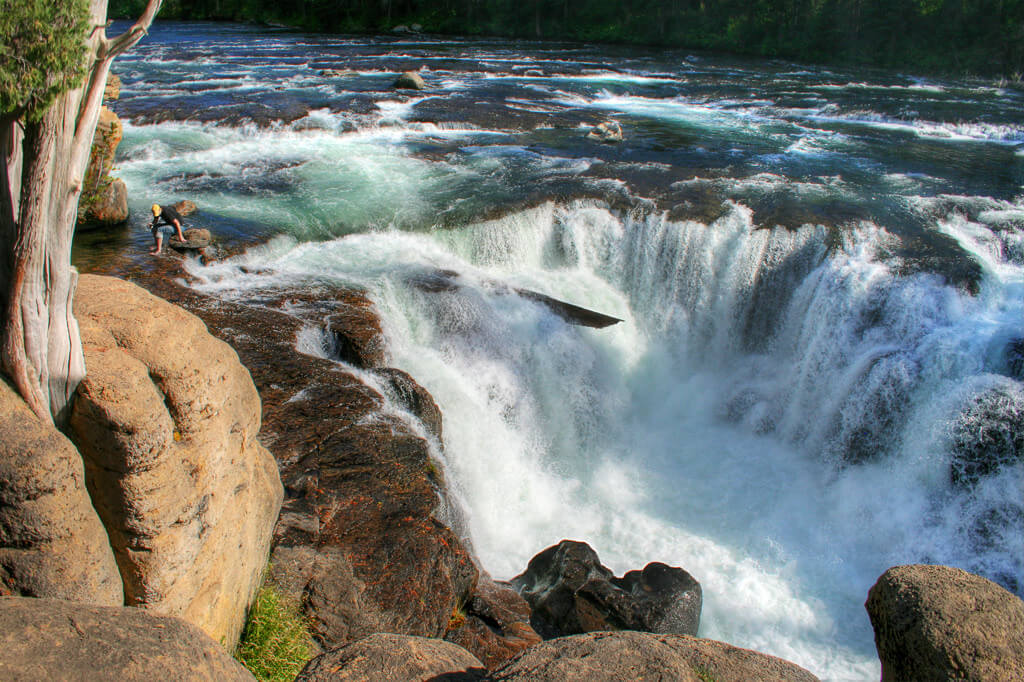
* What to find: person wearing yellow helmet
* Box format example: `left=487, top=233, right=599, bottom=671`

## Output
left=149, top=203, right=187, bottom=254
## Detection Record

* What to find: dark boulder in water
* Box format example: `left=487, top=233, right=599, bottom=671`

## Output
left=511, top=540, right=702, bottom=639
left=394, top=70, right=427, bottom=90
left=323, top=290, right=389, bottom=368
left=373, top=367, right=444, bottom=442
left=587, top=120, right=623, bottom=143
left=1005, top=338, right=1024, bottom=380
left=950, top=384, right=1023, bottom=489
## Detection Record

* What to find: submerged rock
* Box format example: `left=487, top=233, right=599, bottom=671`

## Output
left=511, top=540, right=701, bottom=639
left=586, top=120, right=623, bottom=143
left=445, top=576, right=542, bottom=669
left=0, top=597, right=254, bottom=681
left=395, top=70, right=427, bottom=90
left=70, top=274, right=283, bottom=647
left=296, top=633, right=486, bottom=681
left=949, top=384, right=1023, bottom=489
left=490, top=631, right=820, bottom=682
left=865, top=564, right=1024, bottom=681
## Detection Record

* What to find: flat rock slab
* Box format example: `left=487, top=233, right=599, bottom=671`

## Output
left=296, top=633, right=486, bottom=681
left=0, top=597, right=254, bottom=681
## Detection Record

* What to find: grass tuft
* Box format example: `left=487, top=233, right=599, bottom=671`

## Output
left=235, top=585, right=314, bottom=682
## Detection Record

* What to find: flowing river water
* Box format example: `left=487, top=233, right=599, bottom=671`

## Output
left=80, top=21, right=1024, bottom=681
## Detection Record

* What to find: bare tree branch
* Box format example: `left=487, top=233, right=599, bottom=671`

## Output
left=105, top=0, right=163, bottom=58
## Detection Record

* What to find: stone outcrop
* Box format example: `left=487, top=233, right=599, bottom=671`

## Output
left=445, top=576, right=542, bottom=669
left=865, top=564, right=1024, bottom=681
left=394, top=70, right=427, bottom=90
left=372, top=368, right=444, bottom=441
left=79, top=73, right=128, bottom=227
left=324, top=289, right=389, bottom=368
left=586, top=120, right=623, bottom=143
left=0, top=597, right=253, bottom=681
left=295, top=633, right=486, bottom=681
left=0, top=381, right=122, bottom=606
left=490, top=631, right=820, bottom=682
left=108, top=263, right=478, bottom=653
left=69, top=274, right=283, bottom=647
left=511, top=540, right=701, bottom=639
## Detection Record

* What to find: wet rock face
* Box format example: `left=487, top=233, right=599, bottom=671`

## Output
left=394, top=70, right=427, bottom=90
left=444, top=577, right=542, bottom=669
left=70, top=274, right=283, bottom=648
left=0, top=381, right=122, bottom=606
left=511, top=540, right=702, bottom=639
left=490, top=631, right=820, bottom=682
left=950, top=384, right=1023, bottom=489
left=865, top=564, right=1024, bottom=682
left=373, top=368, right=444, bottom=441
left=296, top=633, right=486, bottom=681
left=0, top=597, right=254, bottom=681
left=323, top=290, right=389, bottom=368
left=112, top=265, right=479, bottom=652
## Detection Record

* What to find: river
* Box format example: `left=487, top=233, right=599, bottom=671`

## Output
left=81, top=21, right=1024, bottom=681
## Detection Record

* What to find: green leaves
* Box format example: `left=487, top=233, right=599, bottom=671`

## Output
left=0, top=0, right=90, bottom=120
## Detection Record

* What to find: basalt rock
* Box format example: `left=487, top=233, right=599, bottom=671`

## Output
left=866, top=565, right=1024, bottom=682
left=490, top=631, right=820, bottom=682
left=296, top=633, right=486, bottom=681
left=445, top=576, right=543, bottom=669
left=0, top=597, right=254, bottom=681
left=511, top=540, right=701, bottom=639
left=0, top=380, right=122, bottom=606
left=105, top=263, right=479, bottom=653
left=395, top=71, right=427, bottom=90
left=70, top=274, right=283, bottom=647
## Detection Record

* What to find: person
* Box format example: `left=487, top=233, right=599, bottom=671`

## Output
left=150, top=203, right=187, bottom=254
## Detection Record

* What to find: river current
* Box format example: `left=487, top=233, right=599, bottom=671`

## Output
left=83, top=21, right=1024, bottom=681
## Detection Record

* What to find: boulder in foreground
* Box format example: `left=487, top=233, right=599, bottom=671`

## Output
left=865, top=564, right=1024, bottom=681
left=512, top=540, right=701, bottom=639
left=491, top=631, right=820, bottom=682
left=0, top=597, right=253, bottom=681
left=296, top=632, right=486, bottom=681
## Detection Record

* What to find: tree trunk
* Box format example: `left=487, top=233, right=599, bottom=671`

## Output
left=0, top=0, right=162, bottom=424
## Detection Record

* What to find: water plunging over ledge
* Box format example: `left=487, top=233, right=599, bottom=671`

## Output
left=78, top=21, right=1024, bottom=681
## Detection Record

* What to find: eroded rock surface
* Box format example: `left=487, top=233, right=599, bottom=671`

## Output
left=395, top=70, right=427, bottom=90
left=490, top=631, right=820, bottom=682
left=0, top=381, right=122, bottom=605
left=0, top=597, right=253, bottom=682
left=866, top=564, right=1024, bottom=682
left=296, top=633, right=486, bottom=681
left=512, top=540, right=701, bottom=639
left=70, top=274, right=283, bottom=647
left=105, top=263, right=478, bottom=652
left=445, top=576, right=542, bottom=669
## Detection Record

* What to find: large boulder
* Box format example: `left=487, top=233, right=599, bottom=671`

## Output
left=511, top=540, right=701, bottom=639
left=491, top=631, right=820, bottom=682
left=70, top=274, right=284, bottom=648
left=865, top=564, right=1024, bottom=681
left=78, top=107, right=128, bottom=226
left=394, top=71, right=427, bottom=90
left=0, top=597, right=253, bottom=681
left=0, top=381, right=122, bottom=606
left=295, top=633, right=486, bottom=681
left=445, top=576, right=542, bottom=669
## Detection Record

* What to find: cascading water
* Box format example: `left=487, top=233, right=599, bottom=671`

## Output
left=88, top=22, right=1024, bottom=682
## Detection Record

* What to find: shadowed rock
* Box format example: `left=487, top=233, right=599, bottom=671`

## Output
left=445, top=576, right=543, bottom=669
left=0, top=597, right=253, bottom=681
left=373, top=367, right=444, bottom=441
left=490, top=631, right=820, bottom=682
left=323, top=290, right=389, bottom=368
left=395, top=71, right=427, bottom=90
left=296, top=633, right=486, bottom=681
left=512, top=540, right=701, bottom=639
left=866, top=564, right=1024, bottom=682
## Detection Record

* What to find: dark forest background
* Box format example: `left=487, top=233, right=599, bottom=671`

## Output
left=110, top=0, right=1024, bottom=77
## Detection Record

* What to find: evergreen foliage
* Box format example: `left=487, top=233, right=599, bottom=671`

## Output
left=108, top=0, right=1024, bottom=77
left=0, top=0, right=91, bottom=120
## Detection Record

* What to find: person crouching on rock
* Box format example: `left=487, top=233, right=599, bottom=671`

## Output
left=150, top=203, right=187, bottom=254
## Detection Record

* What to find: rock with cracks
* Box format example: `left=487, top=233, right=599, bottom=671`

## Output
left=69, top=274, right=283, bottom=648
left=512, top=540, right=701, bottom=639
left=0, top=597, right=254, bottom=681
left=0, top=380, right=122, bottom=605
left=865, top=564, right=1024, bottom=681
left=445, top=576, right=542, bottom=669
left=295, top=633, right=486, bottom=681
left=490, top=631, right=820, bottom=682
